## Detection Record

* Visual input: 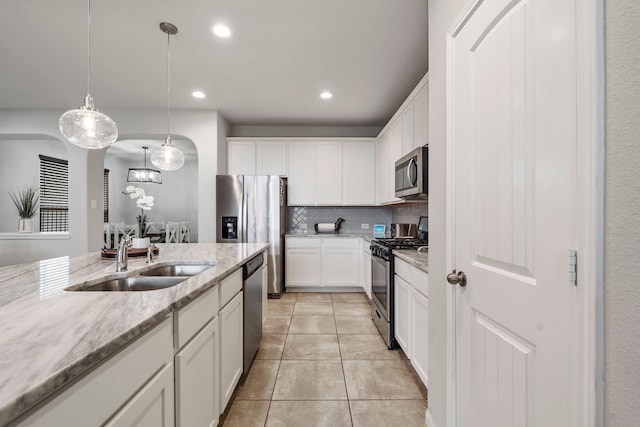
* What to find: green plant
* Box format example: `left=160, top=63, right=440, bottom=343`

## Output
left=8, top=185, right=39, bottom=219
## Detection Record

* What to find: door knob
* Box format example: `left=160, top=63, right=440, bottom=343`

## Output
left=447, top=270, right=467, bottom=286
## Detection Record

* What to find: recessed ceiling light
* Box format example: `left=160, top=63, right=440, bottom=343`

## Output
left=320, top=91, right=333, bottom=99
left=212, top=24, right=231, bottom=38
left=191, top=90, right=206, bottom=99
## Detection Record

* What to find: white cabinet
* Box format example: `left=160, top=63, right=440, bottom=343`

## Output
left=175, top=317, right=219, bottom=427
left=322, top=238, right=359, bottom=287
left=410, top=288, right=428, bottom=387
left=285, top=237, right=361, bottom=288
left=256, top=141, right=287, bottom=175
left=316, top=142, right=343, bottom=205
left=394, top=274, right=411, bottom=353
left=360, top=239, right=372, bottom=299
left=219, top=290, right=243, bottom=411
left=401, top=106, right=415, bottom=156
left=387, top=121, right=403, bottom=203
left=228, top=141, right=257, bottom=175
left=375, top=134, right=389, bottom=205
left=285, top=237, right=322, bottom=287
left=19, top=319, right=174, bottom=427
left=287, top=143, right=316, bottom=205
left=413, top=84, right=429, bottom=149
left=343, top=141, right=376, bottom=205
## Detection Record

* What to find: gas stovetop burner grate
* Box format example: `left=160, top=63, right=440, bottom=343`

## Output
left=372, top=238, right=429, bottom=250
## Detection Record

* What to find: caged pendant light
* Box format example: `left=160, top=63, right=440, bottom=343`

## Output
left=150, top=22, right=185, bottom=171
left=59, top=0, right=118, bottom=149
left=127, top=146, right=162, bottom=184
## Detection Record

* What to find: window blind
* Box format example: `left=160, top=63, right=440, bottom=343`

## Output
left=39, top=155, right=69, bottom=232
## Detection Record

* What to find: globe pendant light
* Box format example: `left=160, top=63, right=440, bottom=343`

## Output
left=59, top=0, right=118, bottom=149
left=150, top=22, right=185, bottom=171
left=127, top=146, right=162, bottom=184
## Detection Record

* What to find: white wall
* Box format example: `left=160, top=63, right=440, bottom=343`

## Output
left=604, top=0, right=640, bottom=423
left=0, top=139, right=68, bottom=232
left=427, top=0, right=467, bottom=426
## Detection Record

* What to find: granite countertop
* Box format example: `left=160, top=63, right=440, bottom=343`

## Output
left=393, top=249, right=429, bottom=272
left=285, top=232, right=376, bottom=242
left=0, top=242, right=268, bottom=426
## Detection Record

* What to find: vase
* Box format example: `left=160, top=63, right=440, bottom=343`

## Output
left=132, top=237, right=151, bottom=249
left=18, top=218, right=34, bottom=233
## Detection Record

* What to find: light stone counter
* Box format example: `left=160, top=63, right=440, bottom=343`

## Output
left=285, top=232, right=375, bottom=242
left=0, top=242, right=267, bottom=426
left=393, top=249, right=429, bottom=272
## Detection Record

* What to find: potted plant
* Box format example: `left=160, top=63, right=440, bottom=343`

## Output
left=122, top=185, right=154, bottom=248
left=9, top=185, right=39, bottom=233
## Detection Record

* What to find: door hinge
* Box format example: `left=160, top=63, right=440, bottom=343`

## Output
left=569, top=249, right=577, bottom=286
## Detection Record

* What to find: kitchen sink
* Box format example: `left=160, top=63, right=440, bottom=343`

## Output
left=138, top=263, right=215, bottom=277
left=71, top=276, right=186, bottom=292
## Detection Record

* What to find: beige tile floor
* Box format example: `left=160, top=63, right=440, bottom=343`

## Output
left=221, top=292, right=428, bottom=427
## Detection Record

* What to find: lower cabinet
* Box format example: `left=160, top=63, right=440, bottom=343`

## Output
left=175, top=317, right=219, bottom=427
left=105, top=363, right=175, bottom=427
left=410, top=288, right=429, bottom=387
left=360, top=241, right=372, bottom=299
left=219, top=290, right=244, bottom=411
left=285, top=237, right=360, bottom=288
left=17, top=318, right=174, bottom=427
left=394, top=274, right=412, bottom=353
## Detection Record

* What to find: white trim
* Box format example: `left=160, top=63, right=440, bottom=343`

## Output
left=426, top=408, right=438, bottom=427
left=0, top=232, right=70, bottom=240
left=575, top=0, right=606, bottom=426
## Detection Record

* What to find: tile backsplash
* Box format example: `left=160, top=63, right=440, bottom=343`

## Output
left=288, top=206, right=392, bottom=235
left=391, top=202, right=428, bottom=225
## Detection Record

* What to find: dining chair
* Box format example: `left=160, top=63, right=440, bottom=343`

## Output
left=114, top=223, right=138, bottom=248
left=146, top=221, right=165, bottom=243
left=165, top=222, right=181, bottom=243
left=103, top=223, right=111, bottom=248
left=180, top=221, right=191, bottom=243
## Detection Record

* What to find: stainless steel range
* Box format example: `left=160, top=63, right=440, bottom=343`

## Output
left=370, top=238, right=428, bottom=349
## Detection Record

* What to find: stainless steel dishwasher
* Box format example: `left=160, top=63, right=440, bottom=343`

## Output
left=242, top=252, right=264, bottom=378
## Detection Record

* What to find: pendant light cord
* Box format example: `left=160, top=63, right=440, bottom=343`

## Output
left=166, top=30, right=171, bottom=138
left=87, top=0, right=92, bottom=96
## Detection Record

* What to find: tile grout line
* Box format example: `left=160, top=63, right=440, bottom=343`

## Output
left=333, top=295, right=355, bottom=426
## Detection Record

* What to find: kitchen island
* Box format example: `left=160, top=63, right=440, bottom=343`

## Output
left=0, top=243, right=267, bottom=426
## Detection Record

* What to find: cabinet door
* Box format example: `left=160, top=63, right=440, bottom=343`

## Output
left=401, top=106, right=415, bottom=155
left=322, top=239, right=359, bottom=287
left=410, top=288, right=428, bottom=387
left=316, top=142, right=343, bottom=205
left=343, top=141, right=375, bottom=205
left=219, top=291, right=243, bottom=411
left=394, top=274, right=411, bottom=354
left=287, top=143, right=316, bottom=205
left=105, top=363, right=174, bottom=427
left=285, top=248, right=322, bottom=287
left=228, top=141, right=256, bottom=175
left=387, top=121, right=403, bottom=203
left=413, top=84, right=429, bottom=149
left=360, top=248, right=372, bottom=299
left=257, top=141, right=287, bottom=176
left=375, top=135, right=389, bottom=205
left=175, top=317, right=219, bottom=427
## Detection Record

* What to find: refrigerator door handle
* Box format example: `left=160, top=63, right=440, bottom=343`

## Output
left=243, top=192, right=248, bottom=243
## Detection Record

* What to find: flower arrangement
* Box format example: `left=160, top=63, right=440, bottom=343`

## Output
left=122, top=185, right=154, bottom=238
left=9, top=185, right=39, bottom=219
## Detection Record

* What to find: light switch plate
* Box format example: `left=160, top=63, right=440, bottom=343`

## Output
left=361, top=223, right=370, bottom=229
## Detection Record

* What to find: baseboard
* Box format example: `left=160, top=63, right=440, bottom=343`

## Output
left=426, top=408, right=437, bottom=427
left=285, top=286, right=365, bottom=293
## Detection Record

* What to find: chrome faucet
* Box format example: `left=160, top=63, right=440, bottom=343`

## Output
left=116, top=234, right=132, bottom=272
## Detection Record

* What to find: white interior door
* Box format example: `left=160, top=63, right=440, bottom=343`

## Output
left=448, top=0, right=579, bottom=425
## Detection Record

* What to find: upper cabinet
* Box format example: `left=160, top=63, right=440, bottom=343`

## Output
left=228, top=141, right=256, bottom=175
left=413, top=84, right=429, bottom=149
left=256, top=141, right=287, bottom=175
left=287, top=142, right=316, bottom=205
left=316, top=142, right=343, bottom=205
left=343, top=141, right=376, bottom=205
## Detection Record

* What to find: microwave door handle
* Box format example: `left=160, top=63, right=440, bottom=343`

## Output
left=408, top=158, right=418, bottom=186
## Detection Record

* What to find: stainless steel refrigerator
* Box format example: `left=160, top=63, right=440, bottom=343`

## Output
left=216, top=175, right=287, bottom=296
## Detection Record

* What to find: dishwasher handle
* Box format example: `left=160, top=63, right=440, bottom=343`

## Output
left=243, top=252, right=264, bottom=280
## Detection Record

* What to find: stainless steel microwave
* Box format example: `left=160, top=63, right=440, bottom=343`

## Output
left=395, top=146, right=428, bottom=199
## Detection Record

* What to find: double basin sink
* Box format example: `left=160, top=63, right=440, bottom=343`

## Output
left=66, top=263, right=215, bottom=292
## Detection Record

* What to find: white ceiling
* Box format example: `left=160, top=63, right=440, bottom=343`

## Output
left=0, top=0, right=428, bottom=127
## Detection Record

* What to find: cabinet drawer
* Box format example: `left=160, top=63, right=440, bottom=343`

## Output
left=395, top=258, right=411, bottom=282
left=412, top=267, right=429, bottom=298
left=175, top=285, right=219, bottom=350
left=220, top=268, right=243, bottom=308
left=322, top=238, right=358, bottom=249
left=286, top=237, right=322, bottom=249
